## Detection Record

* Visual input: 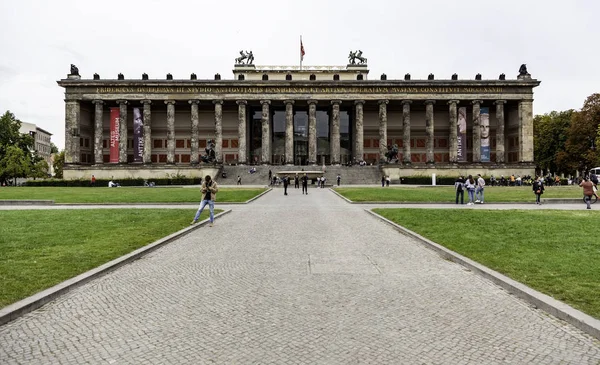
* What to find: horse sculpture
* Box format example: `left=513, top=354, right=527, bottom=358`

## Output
left=200, top=140, right=216, bottom=164
left=348, top=50, right=367, bottom=65
left=384, top=144, right=399, bottom=163
left=235, top=50, right=254, bottom=65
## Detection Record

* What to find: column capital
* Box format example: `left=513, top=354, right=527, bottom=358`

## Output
left=494, top=100, right=507, bottom=105
left=424, top=100, right=436, bottom=105
left=401, top=100, right=412, bottom=106
left=236, top=100, right=248, bottom=105
left=116, top=100, right=128, bottom=105
left=213, top=99, right=223, bottom=105
left=260, top=99, right=271, bottom=105
left=331, top=100, right=342, bottom=105
left=354, top=100, right=365, bottom=105
left=188, top=100, right=200, bottom=105
left=307, top=100, right=319, bottom=106
left=378, top=99, right=389, bottom=105
left=447, top=100, right=460, bottom=105
left=164, top=100, right=176, bottom=105
left=284, top=99, right=295, bottom=105
left=471, top=100, right=483, bottom=105
left=92, top=100, right=104, bottom=105
left=519, top=98, right=534, bottom=103
left=140, top=99, right=152, bottom=105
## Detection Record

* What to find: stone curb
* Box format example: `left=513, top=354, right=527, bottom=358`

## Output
left=0, top=200, right=54, bottom=205
left=245, top=188, right=272, bottom=203
left=0, top=209, right=232, bottom=327
left=365, top=209, right=600, bottom=341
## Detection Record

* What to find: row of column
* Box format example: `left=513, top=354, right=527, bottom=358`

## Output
left=65, top=98, right=533, bottom=165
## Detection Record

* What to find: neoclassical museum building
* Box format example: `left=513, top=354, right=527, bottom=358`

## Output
left=58, top=54, right=540, bottom=180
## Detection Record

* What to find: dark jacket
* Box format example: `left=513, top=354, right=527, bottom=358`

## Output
left=532, top=180, right=544, bottom=194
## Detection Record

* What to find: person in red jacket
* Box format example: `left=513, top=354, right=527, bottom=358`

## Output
left=580, top=176, right=595, bottom=210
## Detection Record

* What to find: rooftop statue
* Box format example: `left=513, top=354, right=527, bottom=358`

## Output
left=519, top=64, right=529, bottom=76
left=70, top=64, right=79, bottom=76
left=348, top=50, right=367, bottom=65
left=235, top=50, right=254, bottom=65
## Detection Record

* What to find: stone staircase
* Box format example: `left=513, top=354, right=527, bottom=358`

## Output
left=216, top=165, right=382, bottom=186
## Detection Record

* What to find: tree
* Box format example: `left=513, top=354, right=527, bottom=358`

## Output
left=561, top=94, right=600, bottom=174
left=53, top=150, right=65, bottom=178
left=0, top=145, right=30, bottom=184
left=30, top=159, right=50, bottom=179
left=50, top=142, right=59, bottom=154
left=534, top=110, right=573, bottom=174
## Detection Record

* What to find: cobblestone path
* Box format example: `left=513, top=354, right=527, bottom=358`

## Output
left=1, top=187, right=599, bottom=364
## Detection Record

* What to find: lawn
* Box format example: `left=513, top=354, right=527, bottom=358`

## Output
left=336, top=186, right=583, bottom=202
left=373, top=208, right=600, bottom=319
left=0, top=209, right=218, bottom=308
left=0, top=187, right=266, bottom=204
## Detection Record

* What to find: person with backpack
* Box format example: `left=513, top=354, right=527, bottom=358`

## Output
left=465, top=175, right=476, bottom=205
left=454, top=175, right=465, bottom=205
left=532, top=176, right=545, bottom=205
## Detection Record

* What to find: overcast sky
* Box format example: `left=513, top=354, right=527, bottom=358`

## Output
left=1, top=0, right=598, bottom=149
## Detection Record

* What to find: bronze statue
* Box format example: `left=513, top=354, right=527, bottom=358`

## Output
left=70, top=64, right=79, bottom=75
left=348, top=50, right=367, bottom=65
left=519, top=64, right=529, bottom=76
left=200, top=139, right=216, bottom=164
left=384, top=144, right=399, bottom=163
left=235, top=50, right=254, bottom=65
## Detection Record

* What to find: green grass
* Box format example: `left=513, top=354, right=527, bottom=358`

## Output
left=336, top=186, right=583, bottom=202
left=0, top=209, right=219, bottom=308
left=0, top=187, right=266, bottom=204
left=373, top=208, right=600, bottom=319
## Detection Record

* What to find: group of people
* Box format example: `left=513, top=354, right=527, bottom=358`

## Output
left=278, top=174, right=310, bottom=195
left=381, top=176, right=391, bottom=187
left=454, top=174, right=486, bottom=205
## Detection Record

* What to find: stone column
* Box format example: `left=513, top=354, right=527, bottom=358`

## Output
left=354, top=100, right=365, bottom=162
left=402, top=100, right=412, bottom=164
left=447, top=100, right=459, bottom=163
left=117, top=100, right=128, bottom=164
left=495, top=100, right=506, bottom=163
left=425, top=100, right=436, bottom=164
left=165, top=100, right=176, bottom=164
left=141, top=100, right=152, bottom=164
left=308, top=101, right=318, bottom=165
left=214, top=100, right=223, bottom=164
left=284, top=100, right=295, bottom=165
left=519, top=99, right=534, bottom=163
left=378, top=100, right=388, bottom=163
left=260, top=100, right=271, bottom=164
left=189, top=100, right=200, bottom=164
left=92, top=100, right=104, bottom=164
left=472, top=100, right=483, bottom=163
left=236, top=100, right=248, bottom=165
left=64, top=100, right=81, bottom=164
left=331, top=100, right=342, bottom=165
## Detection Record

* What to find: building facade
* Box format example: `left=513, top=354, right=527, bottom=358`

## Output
left=19, top=122, right=53, bottom=174
left=58, top=61, right=540, bottom=180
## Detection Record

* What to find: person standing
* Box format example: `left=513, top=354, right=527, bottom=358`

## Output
left=294, top=174, right=299, bottom=189
left=237, top=175, right=242, bottom=185
left=580, top=176, right=595, bottom=210
left=191, top=175, right=219, bottom=226
left=91, top=175, right=96, bottom=187
left=381, top=176, right=385, bottom=187
left=475, top=174, right=486, bottom=204
left=532, top=176, right=544, bottom=205
left=283, top=175, right=289, bottom=195
left=336, top=174, right=341, bottom=186
left=454, top=175, right=465, bottom=205
left=316, top=176, right=320, bottom=188
left=301, top=173, right=308, bottom=195
left=465, top=175, right=476, bottom=205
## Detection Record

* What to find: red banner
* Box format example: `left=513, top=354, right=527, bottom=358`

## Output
left=109, top=107, right=120, bottom=163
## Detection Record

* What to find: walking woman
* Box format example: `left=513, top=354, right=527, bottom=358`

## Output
left=532, top=176, right=545, bottom=205
left=465, top=175, right=476, bottom=205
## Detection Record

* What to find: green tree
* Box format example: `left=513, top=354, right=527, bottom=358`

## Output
left=0, top=145, right=30, bottom=184
left=534, top=110, right=573, bottom=174
left=560, top=94, right=600, bottom=174
left=30, top=159, right=50, bottom=179
left=50, top=142, right=59, bottom=154
left=0, top=111, right=35, bottom=184
left=53, top=150, right=65, bottom=178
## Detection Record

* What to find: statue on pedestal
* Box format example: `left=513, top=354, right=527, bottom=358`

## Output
left=384, top=144, right=399, bottom=163
left=348, top=50, right=367, bottom=65
left=235, top=50, right=254, bottom=65
left=518, top=64, right=531, bottom=78
left=200, top=139, right=216, bottom=164
left=70, top=64, right=79, bottom=76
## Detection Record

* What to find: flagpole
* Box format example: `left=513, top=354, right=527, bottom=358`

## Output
left=300, top=35, right=303, bottom=70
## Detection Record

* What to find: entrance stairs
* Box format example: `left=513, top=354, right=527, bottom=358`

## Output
left=216, top=165, right=382, bottom=186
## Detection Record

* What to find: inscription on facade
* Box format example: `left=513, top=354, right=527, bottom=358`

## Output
left=87, top=86, right=505, bottom=95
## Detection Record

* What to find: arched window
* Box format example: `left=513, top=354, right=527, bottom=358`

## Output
left=286, top=74, right=292, bottom=81
left=262, top=74, right=268, bottom=80
left=333, top=74, right=340, bottom=81
left=357, top=74, right=364, bottom=80
left=309, top=74, right=316, bottom=80
left=238, top=74, right=245, bottom=80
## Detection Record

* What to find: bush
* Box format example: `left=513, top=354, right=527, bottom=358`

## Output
left=24, top=177, right=203, bottom=187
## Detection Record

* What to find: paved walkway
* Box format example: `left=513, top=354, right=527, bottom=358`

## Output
left=1, top=188, right=599, bottom=364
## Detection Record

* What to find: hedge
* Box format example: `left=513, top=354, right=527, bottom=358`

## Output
left=25, top=177, right=203, bottom=187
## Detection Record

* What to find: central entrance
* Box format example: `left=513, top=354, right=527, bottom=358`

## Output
left=294, top=111, right=308, bottom=165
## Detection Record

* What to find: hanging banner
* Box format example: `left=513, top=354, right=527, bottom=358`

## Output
left=457, top=107, right=467, bottom=162
left=133, top=108, right=144, bottom=163
left=109, top=107, right=120, bottom=163
left=480, top=107, right=490, bottom=162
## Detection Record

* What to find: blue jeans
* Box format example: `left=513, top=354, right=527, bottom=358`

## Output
left=193, top=199, right=214, bottom=222
left=476, top=187, right=484, bottom=202
left=467, top=189, right=475, bottom=203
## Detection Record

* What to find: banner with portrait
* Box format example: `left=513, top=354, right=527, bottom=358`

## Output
left=132, top=108, right=144, bottom=163
left=480, top=107, right=490, bottom=162
left=109, top=107, right=120, bottom=163
left=457, top=107, right=467, bottom=162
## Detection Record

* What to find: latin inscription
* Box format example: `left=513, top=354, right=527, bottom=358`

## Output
left=89, top=86, right=504, bottom=95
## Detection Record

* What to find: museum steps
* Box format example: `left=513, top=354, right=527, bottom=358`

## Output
left=217, top=165, right=383, bottom=186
